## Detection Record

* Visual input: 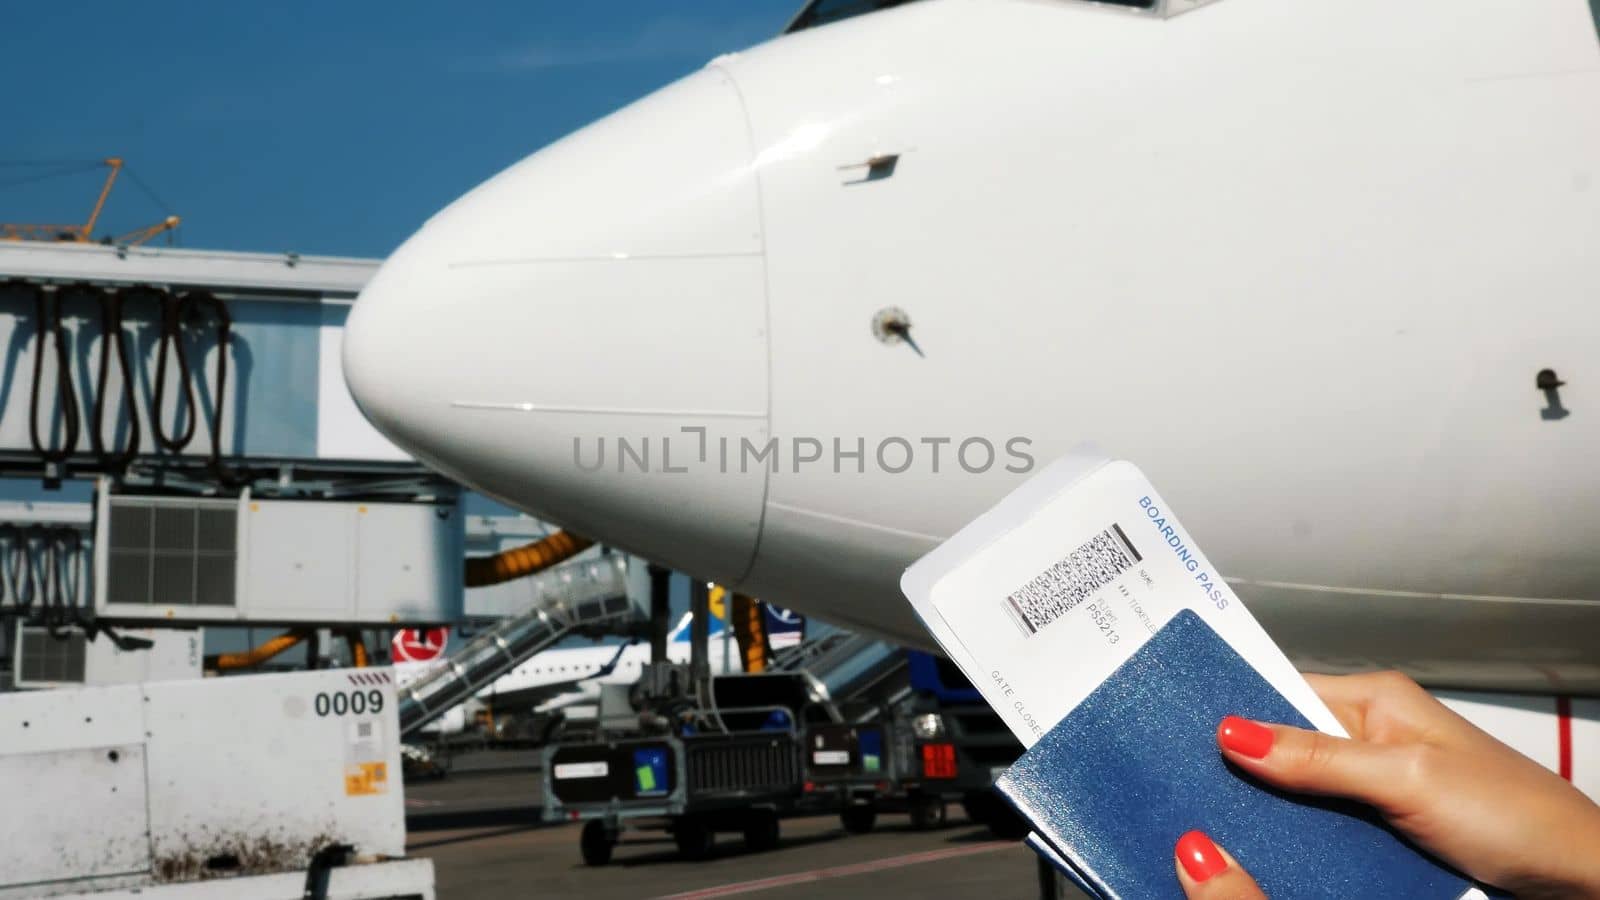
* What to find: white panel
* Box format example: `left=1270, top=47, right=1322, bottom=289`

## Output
left=0, top=683, right=144, bottom=755
left=84, top=629, right=204, bottom=685
left=355, top=503, right=464, bottom=623
left=142, top=629, right=205, bottom=681
left=143, top=669, right=406, bottom=867
left=317, top=303, right=409, bottom=461
left=241, top=500, right=355, bottom=621
left=0, top=684, right=150, bottom=890
left=0, top=745, right=149, bottom=889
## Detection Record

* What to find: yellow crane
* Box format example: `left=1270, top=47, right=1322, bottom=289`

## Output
left=0, top=157, right=180, bottom=246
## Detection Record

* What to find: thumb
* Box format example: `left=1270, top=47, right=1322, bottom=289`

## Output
left=1175, top=830, right=1267, bottom=900
left=1216, top=715, right=1420, bottom=815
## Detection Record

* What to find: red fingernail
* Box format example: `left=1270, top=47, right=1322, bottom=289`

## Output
left=1218, top=716, right=1274, bottom=759
left=1176, top=830, right=1229, bottom=882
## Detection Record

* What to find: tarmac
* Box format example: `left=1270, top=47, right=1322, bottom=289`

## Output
left=404, top=753, right=1087, bottom=899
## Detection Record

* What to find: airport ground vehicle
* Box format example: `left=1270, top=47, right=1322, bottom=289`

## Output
left=548, top=729, right=801, bottom=865
left=895, top=651, right=1027, bottom=837
left=542, top=670, right=847, bottom=865
left=801, top=719, right=909, bottom=833
left=0, top=668, right=435, bottom=899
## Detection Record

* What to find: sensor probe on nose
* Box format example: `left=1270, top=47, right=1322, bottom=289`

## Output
left=872, top=306, right=924, bottom=357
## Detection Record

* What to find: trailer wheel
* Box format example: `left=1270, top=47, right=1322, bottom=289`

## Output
left=744, top=810, right=780, bottom=852
left=961, top=791, right=995, bottom=828
left=580, top=820, right=614, bottom=866
left=909, top=795, right=947, bottom=830
left=840, top=805, right=877, bottom=834
left=986, top=804, right=1030, bottom=841
left=674, top=816, right=714, bottom=860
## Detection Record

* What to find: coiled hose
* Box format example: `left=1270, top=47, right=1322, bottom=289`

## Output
left=463, top=530, right=594, bottom=588
left=151, top=288, right=197, bottom=453
left=0, top=282, right=235, bottom=479
left=28, top=282, right=81, bottom=466
left=0, top=520, right=153, bottom=652
left=89, top=286, right=145, bottom=469
left=210, top=630, right=308, bottom=670
left=180, top=291, right=236, bottom=484
left=31, top=526, right=56, bottom=623
left=0, top=524, right=28, bottom=615
left=149, top=288, right=236, bottom=482
left=0, top=526, right=82, bottom=627
left=38, top=526, right=83, bottom=637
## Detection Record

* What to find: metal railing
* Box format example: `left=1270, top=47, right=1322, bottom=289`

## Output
left=769, top=630, right=852, bottom=671
left=397, top=554, right=641, bottom=735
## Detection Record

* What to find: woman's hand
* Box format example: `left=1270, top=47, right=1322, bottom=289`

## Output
left=1173, top=671, right=1600, bottom=900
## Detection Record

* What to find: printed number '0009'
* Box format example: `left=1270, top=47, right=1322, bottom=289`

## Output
left=315, top=690, right=384, bottom=717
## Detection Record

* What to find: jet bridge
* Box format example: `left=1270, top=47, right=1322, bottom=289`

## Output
left=396, top=553, right=643, bottom=736
left=0, top=240, right=465, bottom=648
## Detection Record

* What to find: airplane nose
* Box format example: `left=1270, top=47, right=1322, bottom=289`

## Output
left=344, top=64, right=770, bottom=582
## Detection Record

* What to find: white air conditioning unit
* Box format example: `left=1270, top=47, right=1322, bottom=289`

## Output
left=94, top=492, right=464, bottom=626
left=12, top=624, right=202, bottom=689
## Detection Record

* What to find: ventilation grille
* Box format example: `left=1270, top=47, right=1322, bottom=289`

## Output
left=18, top=626, right=86, bottom=684
left=106, top=498, right=237, bottom=608
left=685, top=735, right=801, bottom=796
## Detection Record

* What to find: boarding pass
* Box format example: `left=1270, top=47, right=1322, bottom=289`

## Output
left=901, top=453, right=1347, bottom=748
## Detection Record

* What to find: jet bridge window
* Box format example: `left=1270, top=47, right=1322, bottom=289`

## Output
left=785, top=0, right=923, bottom=32
left=786, top=0, right=1157, bottom=33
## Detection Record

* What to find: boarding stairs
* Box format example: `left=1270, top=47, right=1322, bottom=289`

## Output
left=770, top=622, right=907, bottom=708
left=397, top=554, right=642, bottom=735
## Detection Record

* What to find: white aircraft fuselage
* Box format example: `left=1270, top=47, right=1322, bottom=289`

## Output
left=345, top=0, right=1600, bottom=695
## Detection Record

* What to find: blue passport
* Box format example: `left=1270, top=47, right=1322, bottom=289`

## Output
left=996, top=610, right=1475, bottom=900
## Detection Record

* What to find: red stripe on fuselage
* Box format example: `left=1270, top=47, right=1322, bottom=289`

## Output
left=1557, top=695, right=1573, bottom=782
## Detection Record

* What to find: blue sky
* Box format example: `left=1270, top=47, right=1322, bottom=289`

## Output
left=1, top=1, right=798, bottom=259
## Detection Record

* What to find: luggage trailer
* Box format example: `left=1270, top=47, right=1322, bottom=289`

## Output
left=543, top=725, right=831, bottom=866
left=802, top=720, right=907, bottom=834
left=543, top=668, right=872, bottom=865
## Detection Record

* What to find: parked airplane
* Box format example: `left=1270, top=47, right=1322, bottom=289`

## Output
left=345, top=0, right=1600, bottom=779
left=398, top=597, right=806, bottom=736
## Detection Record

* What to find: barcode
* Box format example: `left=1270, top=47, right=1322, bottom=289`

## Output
left=1004, top=524, right=1142, bottom=636
left=357, top=722, right=373, bottom=738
